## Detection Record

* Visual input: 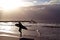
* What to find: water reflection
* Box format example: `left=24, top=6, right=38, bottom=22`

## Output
left=0, top=22, right=19, bottom=34
left=0, top=22, right=14, bottom=26
left=0, top=26, right=12, bottom=31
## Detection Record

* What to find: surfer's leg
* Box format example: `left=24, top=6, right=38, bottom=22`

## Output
left=20, top=31, right=22, bottom=37
left=19, top=29, right=22, bottom=37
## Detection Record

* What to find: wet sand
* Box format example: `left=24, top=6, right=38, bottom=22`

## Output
left=0, top=36, right=59, bottom=40
left=0, top=36, right=19, bottom=40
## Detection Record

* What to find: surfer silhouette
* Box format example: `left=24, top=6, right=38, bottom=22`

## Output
left=15, top=22, right=28, bottom=37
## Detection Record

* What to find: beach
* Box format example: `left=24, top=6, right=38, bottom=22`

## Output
left=0, top=23, right=60, bottom=40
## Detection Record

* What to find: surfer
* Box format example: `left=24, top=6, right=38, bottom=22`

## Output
left=15, top=22, right=28, bottom=37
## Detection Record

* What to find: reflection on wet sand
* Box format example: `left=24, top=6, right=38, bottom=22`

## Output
left=0, top=22, right=20, bottom=37
left=0, top=23, right=20, bottom=40
left=0, top=34, right=19, bottom=38
left=0, top=36, right=19, bottom=40
left=0, top=26, right=19, bottom=34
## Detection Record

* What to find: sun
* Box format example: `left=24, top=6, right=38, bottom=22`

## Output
left=0, top=0, right=24, bottom=11
left=0, top=0, right=33, bottom=11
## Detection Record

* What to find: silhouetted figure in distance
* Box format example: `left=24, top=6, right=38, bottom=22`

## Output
left=15, top=22, right=28, bottom=37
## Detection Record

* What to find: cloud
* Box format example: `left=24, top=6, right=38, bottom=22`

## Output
left=22, top=2, right=35, bottom=6
left=46, top=0, right=60, bottom=5
left=38, top=0, right=60, bottom=5
left=47, top=0, right=60, bottom=4
left=19, top=0, right=37, bottom=6
left=21, top=0, right=51, bottom=5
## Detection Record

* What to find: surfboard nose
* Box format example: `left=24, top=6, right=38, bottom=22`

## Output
left=15, top=24, right=19, bottom=27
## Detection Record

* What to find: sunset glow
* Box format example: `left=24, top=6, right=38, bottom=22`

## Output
left=0, top=0, right=58, bottom=11
left=0, top=0, right=33, bottom=11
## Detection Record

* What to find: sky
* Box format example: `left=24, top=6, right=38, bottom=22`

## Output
left=0, top=0, right=60, bottom=11
left=21, top=0, right=60, bottom=5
